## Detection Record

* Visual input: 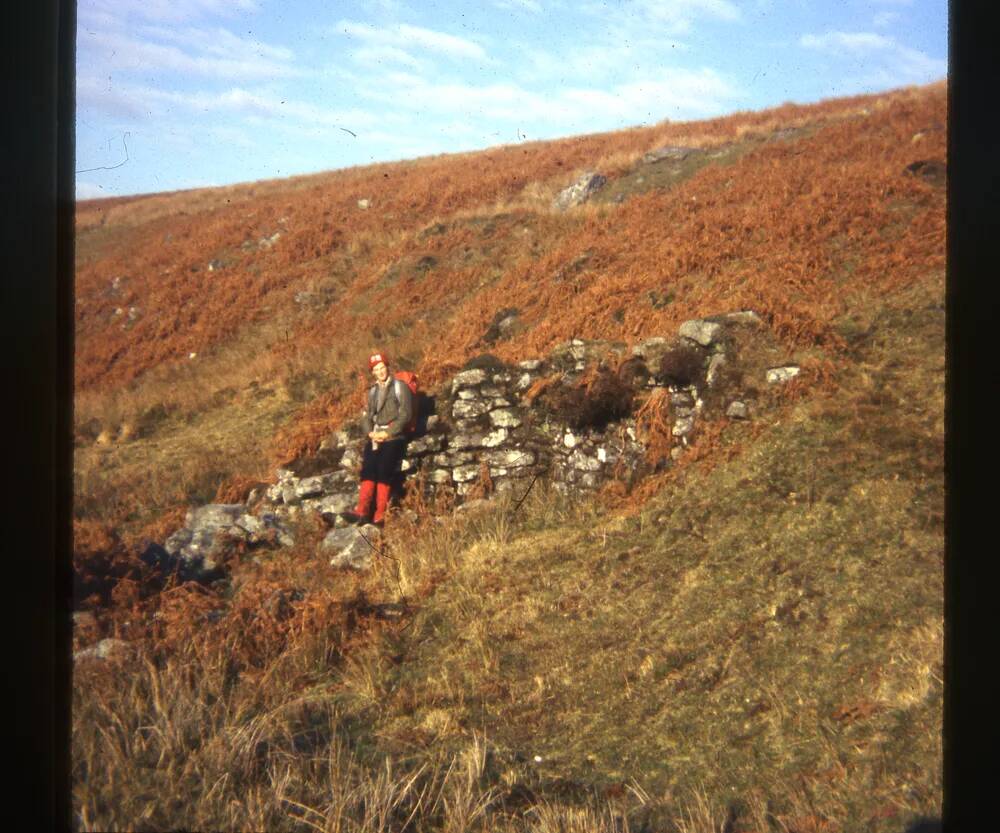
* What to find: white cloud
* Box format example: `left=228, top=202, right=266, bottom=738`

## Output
left=79, top=27, right=301, bottom=81
left=800, top=31, right=895, bottom=53
left=886, top=44, right=947, bottom=80
left=581, top=0, right=740, bottom=34
left=494, top=0, right=543, bottom=12
left=563, top=69, right=738, bottom=119
left=364, top=0, right=412, bottom=15
left=79, top=0, right=258, bottom=26
left=139, top=25, right=294, bottom=63
left=175, top=87, right=381, bottom=130
left=335, top=20, right=489, bottom=61
left=76, top=181, right=109, bottom=199
left=77, top=75, right=150, bottom=119
left=800, top=30, right=946, bottom=90
left=873, top=11, right=899, bottom=28
left=77, top=76, right=382, bottom=137
left=519, top=42, right=653, bottom=82
left=352, top=44, right=426, bottom=70
left=350, top=65, right=736, bottom=128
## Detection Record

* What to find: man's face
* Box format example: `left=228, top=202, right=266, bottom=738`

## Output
left=372, top=361, right=389, bottom=383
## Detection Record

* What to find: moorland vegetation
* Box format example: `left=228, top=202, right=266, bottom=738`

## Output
left=73, top=81, right=945, bottom=832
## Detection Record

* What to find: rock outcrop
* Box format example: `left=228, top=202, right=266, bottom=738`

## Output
left=643, top=146, right=698, bottom=164
left=162, top=503, right=293, bottom=581
left=553, top=172, right=607, bottom=210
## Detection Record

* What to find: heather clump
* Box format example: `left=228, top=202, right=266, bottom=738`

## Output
left=655, top=342, right=708, bottom=387
left=536, top=368, right=636, bottom=432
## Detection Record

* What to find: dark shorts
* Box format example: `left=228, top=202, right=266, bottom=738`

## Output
left=360, top=437, right=408, bottom=484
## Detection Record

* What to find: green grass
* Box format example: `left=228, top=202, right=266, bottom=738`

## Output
left=593, top=124, right=821, bottom=207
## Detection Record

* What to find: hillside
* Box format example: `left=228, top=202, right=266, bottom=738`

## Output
left=72, top=82, right=945, bottom=832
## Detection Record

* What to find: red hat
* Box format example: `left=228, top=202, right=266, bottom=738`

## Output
left=368, top=351, right=388, bottom=370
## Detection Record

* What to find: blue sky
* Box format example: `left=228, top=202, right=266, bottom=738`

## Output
left=75, top=0, right=947, bottom=199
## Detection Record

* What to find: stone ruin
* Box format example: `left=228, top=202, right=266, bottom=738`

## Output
left=145, top=311, right=806, bottom=580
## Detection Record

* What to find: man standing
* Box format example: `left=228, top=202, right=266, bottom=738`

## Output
left=342, top=351, right=413, bottom=528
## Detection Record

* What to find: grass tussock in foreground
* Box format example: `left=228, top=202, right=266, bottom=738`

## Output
left=73, top=272, right=943, bottom=832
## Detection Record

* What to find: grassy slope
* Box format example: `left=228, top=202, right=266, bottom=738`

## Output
left=72, top=273, right=943, bottom=831
left=363, top=279, right=944, bottom=830
left=73, top=82, right=944, bottom=540
left=72, top=83, right=945, bottom=832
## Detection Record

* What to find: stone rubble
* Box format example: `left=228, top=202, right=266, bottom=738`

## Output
left=151, top=310, right=805, bottom=573
left=161, top=503, right=293, bottom=581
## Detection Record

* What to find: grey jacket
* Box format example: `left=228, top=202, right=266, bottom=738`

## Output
left=361, top=377, right=414, bottom=439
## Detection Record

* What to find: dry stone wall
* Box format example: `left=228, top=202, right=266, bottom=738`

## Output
left=154, top=310, right=806, bottom=575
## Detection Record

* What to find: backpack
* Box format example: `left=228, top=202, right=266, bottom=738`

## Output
left=392, top=370, right=419, bottom=434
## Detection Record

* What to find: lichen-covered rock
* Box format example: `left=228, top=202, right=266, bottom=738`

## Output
left=726, top=401, right=750, bottom=419
left=515, top=373, right=536, bottom=390
left=310, top=493, right=355, bottom=516
left=407, top=434, right=444, bottom=455
left=569, top=450, right=602, bottom=472
left=679, top=319, right=724, bottom=347
left=452, top=464, right=482, bottom=483
left=235, top=514, right=265, bottom=535
left=632, top=336, right=669, bottom=360
left=671, top=389, right=696, bottom=409
left=484, top=448, right=535, bottom=468
left=453, top=399, right=491, bottom=419
left=766, top=366, right=801, bottom=384
left=340, top=447, right=362, bottom=470
left=672, top=414, right=696, bottom=437
left=451, top=368, right=488, bottom=391
left=716, top=310, right=763, bottom=326
left=481, top=428, right=509, bottom=447
left=450, top=432, right=486, bottom=451
left=74, top=638, right=133, bottom=664
left=293, top=473, right=348, bottom=499
left=489, top=408, right=522, bottom=428
left=553, top=172, right=608, bottom=210
left=550, top=338, right=626, bottom=370
left=706, top=353, right=727, bottom=387
left=453, top=428, right=509, bottom=449
left=322, top=527, right=377, bottom=570
left=164, top=504, right=244, bottom=578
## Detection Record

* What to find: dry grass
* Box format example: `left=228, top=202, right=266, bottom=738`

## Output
left=73, top=82, right=943, bottom=832
left=76, top=82, right=944, bottom=533
left=74, top=270, right=944, bottom=828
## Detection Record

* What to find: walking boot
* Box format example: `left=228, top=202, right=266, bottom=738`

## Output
left=372, top=482, right=392, bottom=529
left=341, top=480, right=375, bottom=525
